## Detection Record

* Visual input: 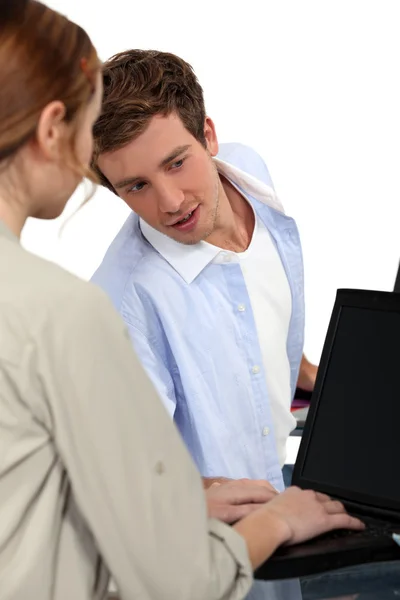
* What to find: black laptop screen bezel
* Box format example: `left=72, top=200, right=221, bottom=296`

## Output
left=292, top=288, right=400, bottom=513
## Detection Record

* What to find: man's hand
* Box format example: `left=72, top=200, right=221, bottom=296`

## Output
left=205, top=479, right=279, bottom=524
left=202, top=476, right=231, bottom=489
left=297, top=354, right=318, bottom=392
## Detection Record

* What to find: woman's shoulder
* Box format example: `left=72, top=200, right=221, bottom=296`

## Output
left=2, top=241, right=116, bottom=334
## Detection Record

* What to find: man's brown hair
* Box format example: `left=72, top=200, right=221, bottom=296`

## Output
left=92, top=49, right=207, bottom=192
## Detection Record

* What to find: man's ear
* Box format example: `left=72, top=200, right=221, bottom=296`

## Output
left=204, top=116, right=219, bottom=157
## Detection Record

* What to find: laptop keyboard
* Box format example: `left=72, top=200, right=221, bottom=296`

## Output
left=324, top=516, right=395, bottom=541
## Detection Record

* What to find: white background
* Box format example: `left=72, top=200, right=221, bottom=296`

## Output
left=22, top=0, right=400, bottom=364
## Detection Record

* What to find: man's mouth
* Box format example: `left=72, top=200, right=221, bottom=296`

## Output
left=174, top=211, right=194, bottom=225
left=167, top=205, right=200, bottom=232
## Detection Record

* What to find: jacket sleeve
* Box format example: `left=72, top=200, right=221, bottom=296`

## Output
left=40, top=284, right=253, bottom=600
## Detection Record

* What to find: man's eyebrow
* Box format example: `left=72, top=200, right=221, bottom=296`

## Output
left=114, top=176, right=142, bottom=190
left=158, top=144, right=191, bottom=168
left=113, top=144, right=191, bottom=189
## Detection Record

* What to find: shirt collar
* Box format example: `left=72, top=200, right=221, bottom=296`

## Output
left=139, top=156, right=284, bottom=284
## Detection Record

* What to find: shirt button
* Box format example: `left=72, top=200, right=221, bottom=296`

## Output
left=262, top=427, right=270, bottom=436
left=222, top=253, right=232, bottom=263
left=155, top=461, right=165, bottom=474
left=252, top=365, right=260, bottom=374
left=238, top=304, right=246, bottom=312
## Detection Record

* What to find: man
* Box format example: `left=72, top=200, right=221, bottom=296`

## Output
left=91, top=49, right=317, bottom=492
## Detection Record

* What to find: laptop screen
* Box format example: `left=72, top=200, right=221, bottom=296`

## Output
left=297, top=296, right=400, bottom=512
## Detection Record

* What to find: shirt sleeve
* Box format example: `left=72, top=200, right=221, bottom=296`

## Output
left=38, top=283, right=253, bottom=600
left=123, top=319, right=178, bottom=419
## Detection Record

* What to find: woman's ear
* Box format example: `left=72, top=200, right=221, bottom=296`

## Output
left=35, top=101, right=68, bottom=160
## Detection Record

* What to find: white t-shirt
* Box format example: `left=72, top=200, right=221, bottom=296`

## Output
left=210, top=214, right=296, bottom=466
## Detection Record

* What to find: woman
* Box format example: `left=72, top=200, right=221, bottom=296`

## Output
left=0, top=1, right=363, bottom=599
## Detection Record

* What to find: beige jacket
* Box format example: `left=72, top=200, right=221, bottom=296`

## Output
left=0, top=221, right=252, bottom=600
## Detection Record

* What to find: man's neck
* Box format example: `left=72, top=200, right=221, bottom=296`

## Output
left=205, top=175, right=255, bottom=253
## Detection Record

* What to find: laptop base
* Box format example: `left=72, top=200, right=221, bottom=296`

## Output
left=255, top=522, right=400, bottom=580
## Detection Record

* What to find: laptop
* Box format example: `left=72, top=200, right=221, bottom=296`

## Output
left=256, top=288, right=400, bottom=581
left=291, top=263, right=400, bottom=433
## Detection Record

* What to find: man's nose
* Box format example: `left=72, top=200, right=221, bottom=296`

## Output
left=156, top=184, right=185, bottom=214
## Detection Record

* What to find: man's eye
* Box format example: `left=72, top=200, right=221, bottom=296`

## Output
left=128, top=182, right=146, bottom=193
left=171, top=159, right=184, bottom=169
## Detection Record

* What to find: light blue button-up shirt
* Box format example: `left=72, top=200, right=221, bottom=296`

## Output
left=92, top=143, right=304, bottom=492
